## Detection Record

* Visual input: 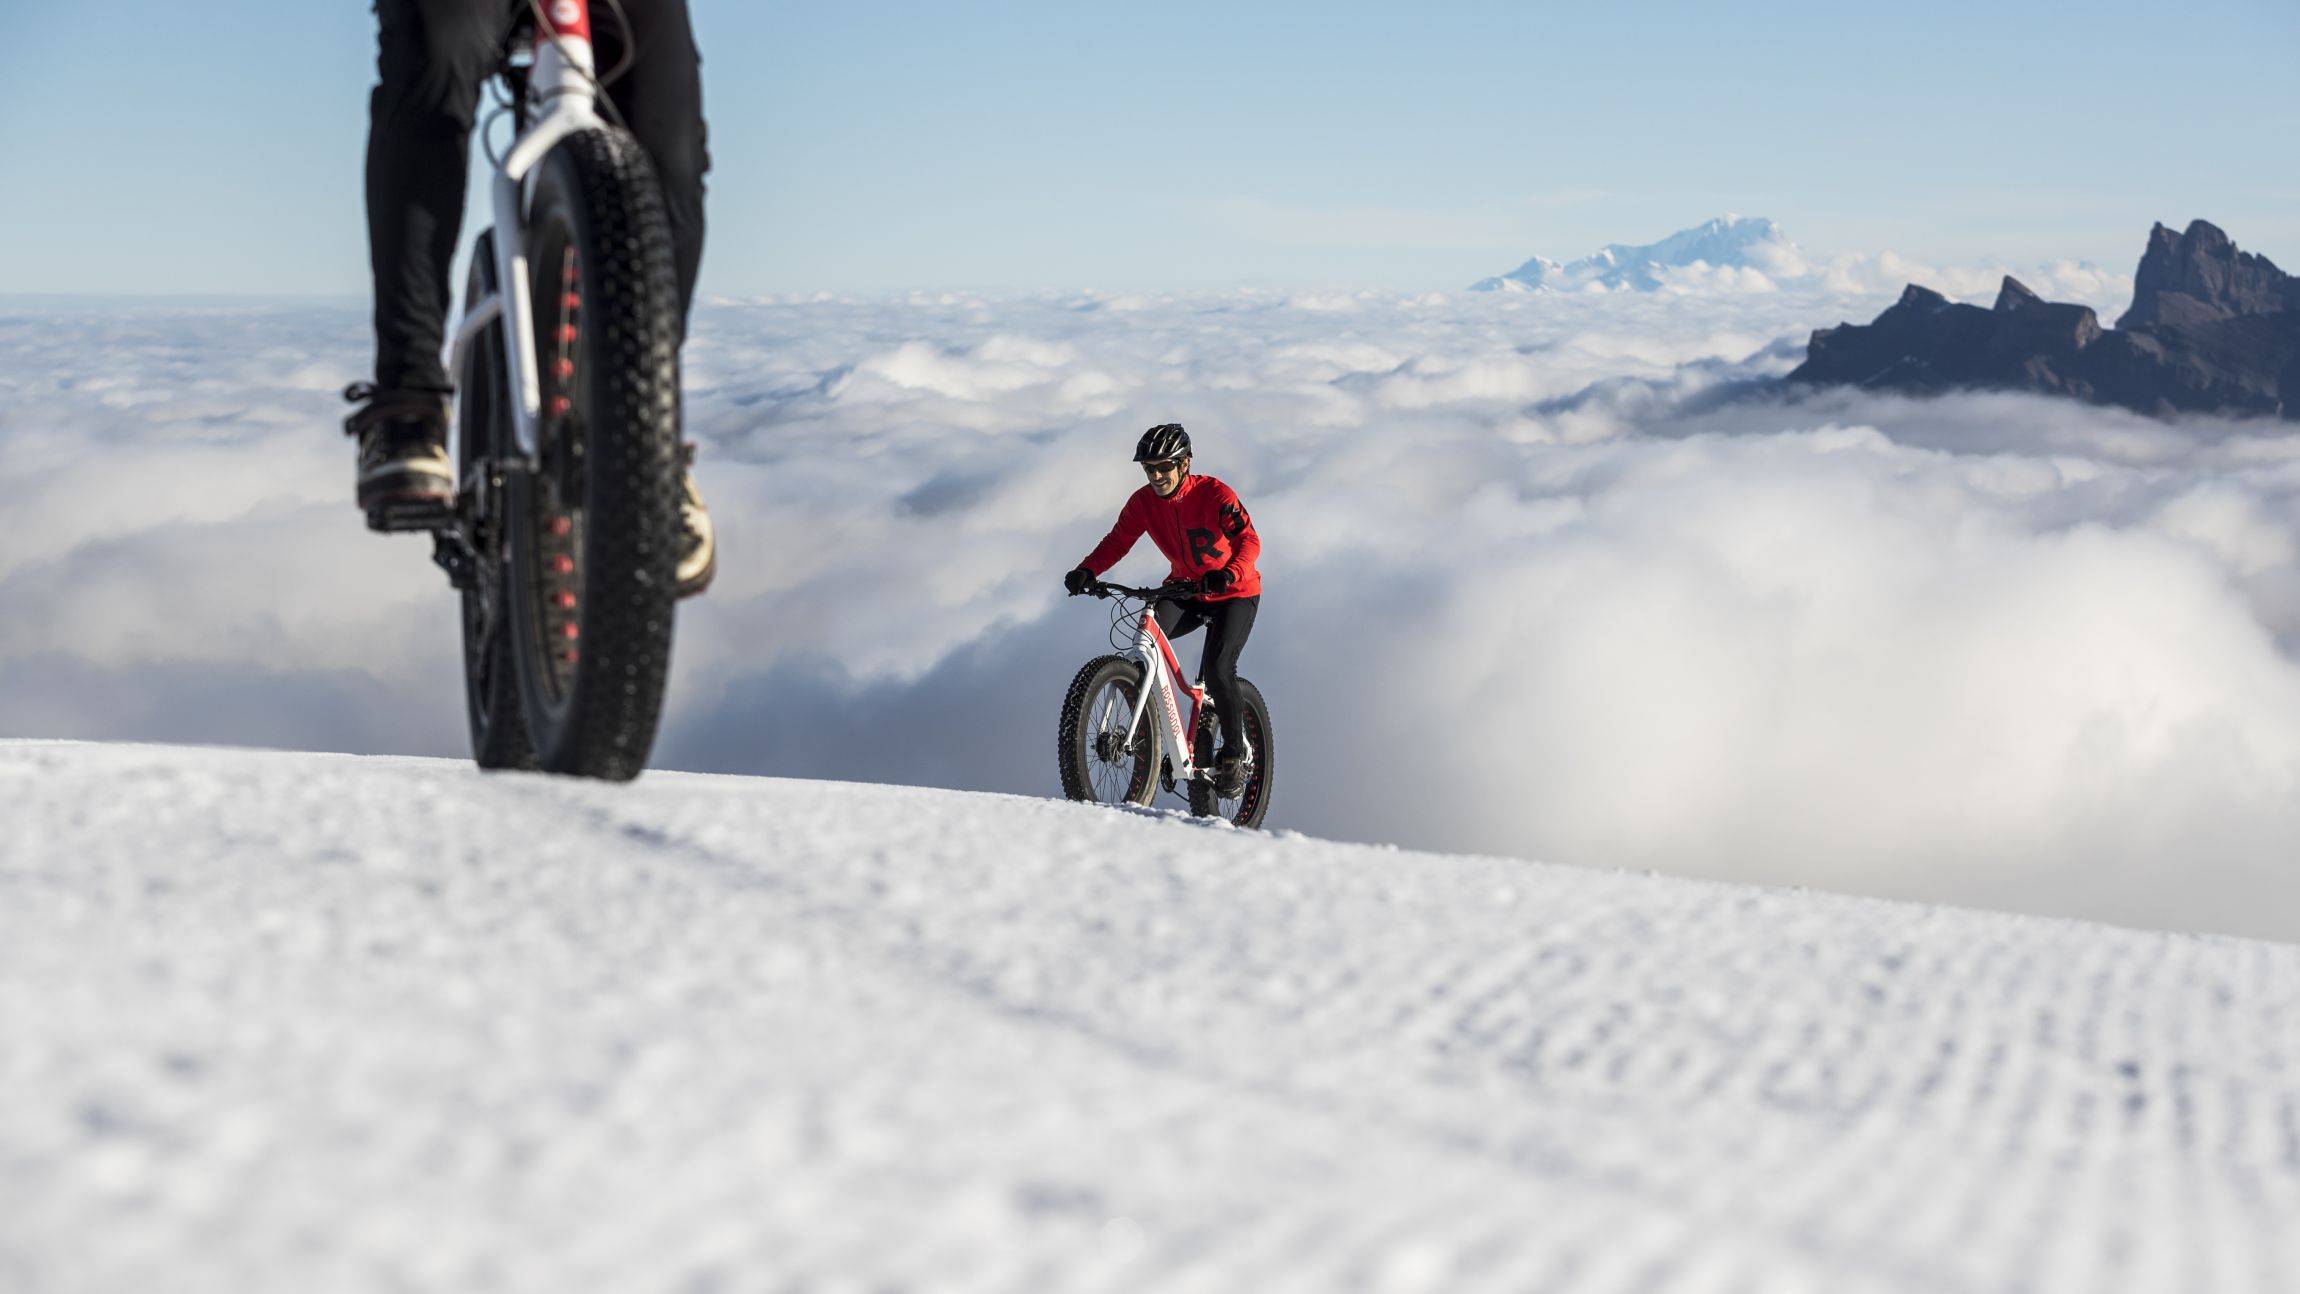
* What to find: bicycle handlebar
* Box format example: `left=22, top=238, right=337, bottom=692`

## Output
left=1086, top=578, right=1203, bottom=602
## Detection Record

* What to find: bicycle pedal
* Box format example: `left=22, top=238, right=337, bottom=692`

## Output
left=430, top=531, right=480, bottom=591
left=365, top=496, right=457, bottom=534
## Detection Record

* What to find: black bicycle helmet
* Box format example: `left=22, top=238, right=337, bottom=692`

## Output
left=1134, top=423, right=1191, bottom=462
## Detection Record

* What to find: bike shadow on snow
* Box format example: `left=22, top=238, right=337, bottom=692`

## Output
left=1099, top=800, right=1253, bottom=832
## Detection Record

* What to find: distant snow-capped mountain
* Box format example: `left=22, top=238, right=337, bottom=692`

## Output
left=1474, top=216, right=1801, bottom=293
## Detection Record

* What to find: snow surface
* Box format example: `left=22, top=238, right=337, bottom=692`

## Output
left=5, top=738, right=2297, bottom=1293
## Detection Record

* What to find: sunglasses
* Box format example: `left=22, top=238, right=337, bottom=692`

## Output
left=1142, top=459, right=1186, bottom=475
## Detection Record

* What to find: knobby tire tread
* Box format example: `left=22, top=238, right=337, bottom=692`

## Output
left=1190, top=676, right=1273, bottom=828
left=512, top=127, right=682, bottom=781
left=1058, top=654, right=1159, bottom=806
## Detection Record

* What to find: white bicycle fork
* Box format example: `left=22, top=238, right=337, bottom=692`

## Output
left=444, top=11, right=606, bottom=471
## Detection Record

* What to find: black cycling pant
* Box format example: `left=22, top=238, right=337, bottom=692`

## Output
left=366, top=0, right=709, bottom=393
left=1156, top=596, right=1259, bottom=754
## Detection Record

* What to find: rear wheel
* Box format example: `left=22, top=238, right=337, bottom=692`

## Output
left=1058, top=655, right=1161, bottom=807
left=504, top=127, right=683, bottom=781
left=1190, top=677, right=1273, bottom=828
left=458, top=230, right=536, bottom=771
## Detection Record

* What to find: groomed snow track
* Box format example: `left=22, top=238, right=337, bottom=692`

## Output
left=2, top=740, right=2296, bottom=1293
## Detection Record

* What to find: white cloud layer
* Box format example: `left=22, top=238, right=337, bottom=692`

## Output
left=1755, top=251, right=2135, bottom=311
left=1599, top=248, right=2131, bottom=311
left=1470, top=219, right=2136, bottom=312
left=4, top=285, right=2298, bottom=942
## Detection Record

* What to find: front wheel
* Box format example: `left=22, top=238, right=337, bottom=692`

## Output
left=1058, top=655, right=1161, bottom=807
left=1190, top=677, right=1273, bottom=828
left=504, top=126, right=684, bottom=781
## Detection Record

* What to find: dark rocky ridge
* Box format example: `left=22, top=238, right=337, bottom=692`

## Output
left=1789, top=220, right=2300, bottom=419
left=2118, top=220, right=2300, bottom=329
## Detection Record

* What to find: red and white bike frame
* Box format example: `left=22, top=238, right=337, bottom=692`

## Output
left=445, top=0, right=605, bottom=470
left=1119, top=602, right=1225, bottom=784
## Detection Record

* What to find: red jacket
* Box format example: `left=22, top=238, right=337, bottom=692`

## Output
left=1079, top=474, right=1262, bottom=599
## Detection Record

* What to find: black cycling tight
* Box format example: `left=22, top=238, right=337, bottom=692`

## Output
left=1156, top=596, right=1259, bottom=753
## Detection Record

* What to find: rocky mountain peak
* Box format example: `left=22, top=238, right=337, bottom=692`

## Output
left=1994, top=277, right=2043, bottom=312
left=1792, top=220, right=2296, bottom=420
left=2116, top=219, right=2299, bottom=330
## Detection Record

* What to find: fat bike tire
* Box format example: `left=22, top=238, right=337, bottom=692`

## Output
left=1058, top=654, right=1161, bottom=807
left=504, top=126, right=683, bottom=781
left=1189, top=677, right=1273, bottom=828
left=458, top=229, right=538, bottom=771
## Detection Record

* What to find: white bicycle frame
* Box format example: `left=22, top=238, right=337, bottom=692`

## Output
left=445, top=0, right=606, bottom=471
left=1117, top=599, right=1250, bottom=784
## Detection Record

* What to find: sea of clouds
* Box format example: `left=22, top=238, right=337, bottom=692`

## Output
left=5, top=273, right=2298, bottom=942
left=1654, top=239, right=2140, bottom=304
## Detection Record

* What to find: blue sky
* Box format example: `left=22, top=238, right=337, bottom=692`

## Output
left=1, top=0, right=2294, bottom=297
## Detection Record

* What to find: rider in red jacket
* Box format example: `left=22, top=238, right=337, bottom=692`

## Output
left=1066, top=423, right=1262, bottom=796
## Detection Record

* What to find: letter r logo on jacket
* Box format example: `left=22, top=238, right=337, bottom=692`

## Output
left=1188, top=528, right=1223, bottom=566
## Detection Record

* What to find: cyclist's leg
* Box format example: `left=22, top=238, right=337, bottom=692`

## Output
left=1155, top=599, right=1209, bottom=645
left=595, top=0, right=710, bottom=339
left=367, top=0, right=518, bottom=393
left=1197, top=597, right=1260, bottom=752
